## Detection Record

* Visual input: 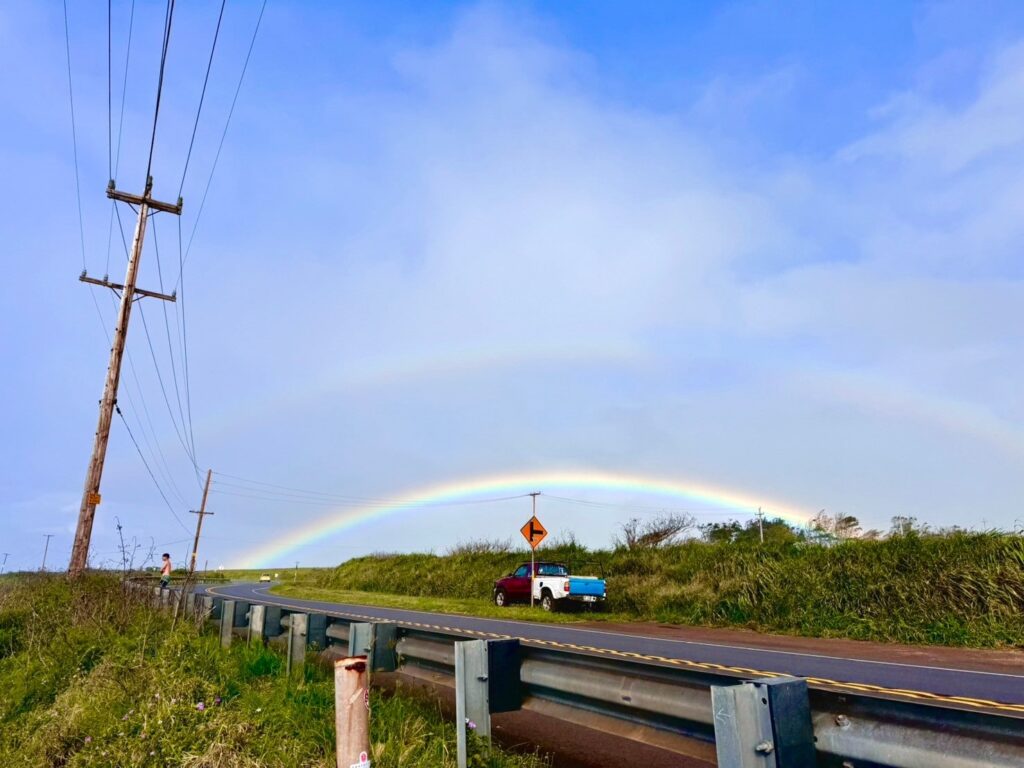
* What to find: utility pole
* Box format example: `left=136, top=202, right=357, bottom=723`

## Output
left=189, top=469, right=214, bottom=574
left=756, top=507, right=765, bottom=544
left=1, top=553, right=9, bottom=575
left=69, top=177, right=182, bottom=576
left=529, top=491, right=541, bottom=608
left=41, top=534, right=55, bottom=571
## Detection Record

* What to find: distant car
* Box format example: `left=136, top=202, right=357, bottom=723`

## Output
left=493, top=561, right=606, bottom=611
left=259, top=574, right=272, bottom=583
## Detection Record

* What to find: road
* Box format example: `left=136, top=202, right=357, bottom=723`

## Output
left=206, top=582, right=1024, bottom=715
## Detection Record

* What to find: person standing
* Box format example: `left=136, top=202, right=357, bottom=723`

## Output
left=160, top=553, right=172, bottom=589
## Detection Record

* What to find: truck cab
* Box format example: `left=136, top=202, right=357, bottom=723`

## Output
left=493, top=561, right=607, bottom=611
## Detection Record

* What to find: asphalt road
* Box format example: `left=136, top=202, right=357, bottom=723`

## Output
left=206, top=582, right=1024, bottom=713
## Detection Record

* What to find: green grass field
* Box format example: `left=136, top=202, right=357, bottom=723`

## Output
left=0, top=574, right=548, bottom=768
left=279, top=532, right=1024, bottom=647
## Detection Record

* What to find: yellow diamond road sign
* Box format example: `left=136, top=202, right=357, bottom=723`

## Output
left=520, top=515, right=547, bottom=550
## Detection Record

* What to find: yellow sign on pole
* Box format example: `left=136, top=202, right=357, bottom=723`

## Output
left=87, top=492, right=102, bottom=506
left=520, top=516, right=547, bottom=550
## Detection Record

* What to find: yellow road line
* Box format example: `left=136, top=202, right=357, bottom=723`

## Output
left=204, top=587, right=1024, bottom=715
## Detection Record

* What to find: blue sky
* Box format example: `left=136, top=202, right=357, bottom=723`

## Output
left=2, top=1, right=1024, bottom=571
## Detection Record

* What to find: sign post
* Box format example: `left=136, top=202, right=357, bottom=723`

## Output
left=520, top=493, right=547, bottom=607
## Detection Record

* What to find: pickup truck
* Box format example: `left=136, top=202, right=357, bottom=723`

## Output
left=493, top=561, right=606, bottom=612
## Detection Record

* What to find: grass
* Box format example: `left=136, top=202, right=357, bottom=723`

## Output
left=285, top=532, right=1024, bottom=648
left=0, top=574, right=548, bottom=768
left=272, top=585, right=623, bottom=624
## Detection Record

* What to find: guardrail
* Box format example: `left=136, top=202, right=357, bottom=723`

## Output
left=137, top=584, right=1024, bottom=767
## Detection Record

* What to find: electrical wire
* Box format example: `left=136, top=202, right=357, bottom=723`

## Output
left=178, top=0, right=227, bottom=198
left=61, top=0, right=87, bottom=271
left=112, top=203, right=201, bottom=480
left=115, top=405, right=191, bottom=535
left=542, top=494, right=756, bottom=516
left=92, top=288, right=189, bottom=507
left=151, top=218, right=195, bottom=469
left=106, top=0, right=136, bottom=278
left=176, top=216, right=198, bottom=468
left=145, top=0, right=176, bottom=183
left=176, top=0, right=268, bottom=290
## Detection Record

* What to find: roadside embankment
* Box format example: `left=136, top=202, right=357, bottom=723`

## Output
left=303, top=533, right=1024, bottom=647
left=0, top=574, right=548, bottom=767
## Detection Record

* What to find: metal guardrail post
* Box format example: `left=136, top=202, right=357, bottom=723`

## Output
left=711, top=677, right=815, bottom=767
left=249, top=604, right=266, bottom=645
left=348, top=622, right=398, bottom=672
left=220, top=600, right=236, bottom=648
left=287, top=613, right=309, bottom=676
left=308, top=612, right=327, bottom=651
left=455, top=641, right=472, bottom=768
left=264, top=605, right=283, bottom=638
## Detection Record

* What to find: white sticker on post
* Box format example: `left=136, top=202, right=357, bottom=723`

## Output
left=349, top=751, right=371, bottom=768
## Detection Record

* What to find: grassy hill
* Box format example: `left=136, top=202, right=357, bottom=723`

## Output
left=306, top=532, right=1024, bottom=647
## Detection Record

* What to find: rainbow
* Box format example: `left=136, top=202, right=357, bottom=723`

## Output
left=238, top=469, right=813, bottom=568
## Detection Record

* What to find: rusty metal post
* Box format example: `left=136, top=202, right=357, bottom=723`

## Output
left=334, top=656, right=370, bottom=768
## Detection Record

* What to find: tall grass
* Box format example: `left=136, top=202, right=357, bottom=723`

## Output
left=0, top=574, right=547, bottom=768
left=311, top=533, right=1024, bottom=647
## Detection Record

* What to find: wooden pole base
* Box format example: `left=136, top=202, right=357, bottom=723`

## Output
left=335, top=656, right=370, bottom=768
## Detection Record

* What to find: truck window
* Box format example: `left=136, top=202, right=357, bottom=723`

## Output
left=513, top=565, right=530, bottom=578
left=537, top=564, right=568, bottom=577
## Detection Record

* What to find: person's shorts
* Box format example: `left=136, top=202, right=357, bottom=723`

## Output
left=160, top=577, right=170, bottom=588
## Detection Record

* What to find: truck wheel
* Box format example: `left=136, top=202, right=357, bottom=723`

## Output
left=494, top=589, right=508, bottom=607
left=540, top=591, right=556, bottom=612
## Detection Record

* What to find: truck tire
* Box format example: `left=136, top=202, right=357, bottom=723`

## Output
left=494, top=589, right=508, bottom=607
left=540, top=590, right=556, bottom=612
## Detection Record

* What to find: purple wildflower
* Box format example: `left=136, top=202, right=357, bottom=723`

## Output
left=84, top=736, right=92, bottom=744
left=214, top=697, right=222, bottom=706
left=466, top=719, right=477, bottom=731
left=196, top=702, right=205, bottom=712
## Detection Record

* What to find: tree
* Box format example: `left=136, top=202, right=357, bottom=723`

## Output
left=618, top=513, right=696, bottom=549
left=810, top=511, right=862, bottom=541
left=890, top=516, right=926, bottom=536
left=701, top=520, right=742, bottom=543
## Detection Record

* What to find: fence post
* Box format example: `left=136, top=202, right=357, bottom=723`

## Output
left=711, top=677, right=815, bottom=768
left=334, top=656, right=370, bottom=768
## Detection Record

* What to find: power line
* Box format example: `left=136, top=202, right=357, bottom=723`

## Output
left=115, top=405, right=190, bottom=535
left=107, top=0, right=112, bottom=181
left=176, top=216, right=197, bottom=467
left=151, top=218, right=195, bottom=466
left=90, top=287, right=188, bottom=507
left=177, top=0, right=268, bottom=290
left=178, top=0, right=227, bottom=198
left=106, top=0, right=137, bottom=278
left=61, top=0, right=86, bottom=271
left=113, top=201, right=200, bottom=477
left=145, top=0, right=177, bottom=183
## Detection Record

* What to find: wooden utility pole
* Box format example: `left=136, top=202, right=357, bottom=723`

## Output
left=334, top=656, right=370, bottom=768
left=0, top=553, right=9, bottom=575
left=41, top=534, right=55, bottom=571
left=69, top=178, right=182, bottom=576
left=529, top=491, right=540, bottom=608
left=189, top=469, right=214, bottom=574
left=757, top=507, right=765, bottom=544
